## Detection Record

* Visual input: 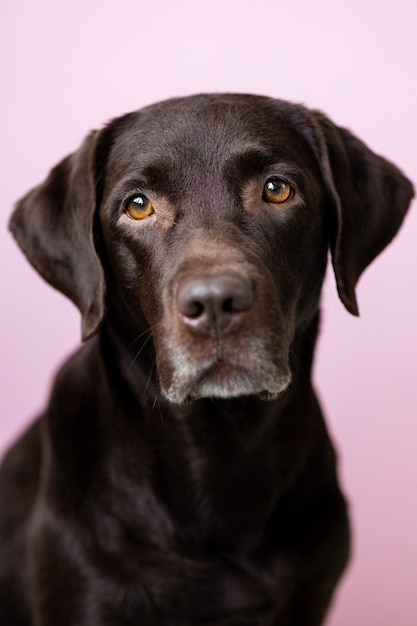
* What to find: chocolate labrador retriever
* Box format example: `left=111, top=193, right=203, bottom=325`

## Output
left=1, top=94, right=413, bottom=625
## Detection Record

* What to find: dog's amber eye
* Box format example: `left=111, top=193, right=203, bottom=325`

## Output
left=126, top=195, right=154, bottom=220
left=263, top=178, right=292, bottom=204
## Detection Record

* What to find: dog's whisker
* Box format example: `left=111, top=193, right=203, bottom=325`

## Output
left=127, top=327, right=154, bottom=351
left=142, top=357, right=157, bottom=404
left=127, top=322, right=163, bottom=370
left=128, top=333, right=154, bottom=370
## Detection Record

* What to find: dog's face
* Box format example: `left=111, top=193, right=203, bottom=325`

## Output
left=10, top=95, right=414, bottom=404
left=98, top=96, right=328, bottom=402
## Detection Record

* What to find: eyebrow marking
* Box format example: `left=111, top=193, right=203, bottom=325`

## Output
left=226, top=148, right=275, bottom=180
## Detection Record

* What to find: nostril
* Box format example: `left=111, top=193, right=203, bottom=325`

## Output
left=223, top=297, right=235, bottom=314
left=185, top=300, right=205, bottom=319
left=177, top=281, right=211, bottom=320
left=224, top=283, right=253, bottom=313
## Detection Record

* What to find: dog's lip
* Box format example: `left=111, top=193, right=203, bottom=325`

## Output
left=192, top=353, right=254, bottom=384
left=166, top=353, right=252, bottom=396
left=198, top=357, right=241, bottom=380
left=189, top=358, right=261, bottom=398
left=179, top=354, right=290, bottom=401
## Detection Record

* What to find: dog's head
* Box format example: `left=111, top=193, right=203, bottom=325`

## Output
left=10, top=95, right=413, bottom=403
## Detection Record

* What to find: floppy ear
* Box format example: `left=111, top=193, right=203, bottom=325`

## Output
left=312, top=112, right=414, bottom=315
left=9, top=131, right=105, bottom=341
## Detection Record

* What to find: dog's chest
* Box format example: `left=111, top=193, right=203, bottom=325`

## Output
left=148, top=426, right=284, bottom=549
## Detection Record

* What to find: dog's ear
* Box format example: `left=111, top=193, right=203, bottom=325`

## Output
left=312, top=111, right=414, bottom=315
left=9, top=131, right=105, bottom=341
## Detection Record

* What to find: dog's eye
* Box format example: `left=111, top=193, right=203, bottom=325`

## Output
left=126, top=195, right=154, bottom=220
left=263, top=178, right=292, bottom=204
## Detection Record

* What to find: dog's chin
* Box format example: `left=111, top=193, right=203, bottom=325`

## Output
left=160, top=359, right=292, bottom=406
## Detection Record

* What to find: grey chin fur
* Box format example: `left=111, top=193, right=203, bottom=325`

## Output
left=161, top=371, right=292, bottom=406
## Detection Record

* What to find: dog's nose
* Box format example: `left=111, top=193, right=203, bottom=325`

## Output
left=176, top=273, right=253, bottom=334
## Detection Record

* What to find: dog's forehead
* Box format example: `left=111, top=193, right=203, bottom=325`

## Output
left=105, top=95, right=315, bottom=177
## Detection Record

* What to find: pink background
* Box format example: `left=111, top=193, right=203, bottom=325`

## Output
left=1, top=1, right=416, bottom=623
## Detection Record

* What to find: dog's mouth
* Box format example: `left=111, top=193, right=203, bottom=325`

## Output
left=159, top=349, right=292, bottom=405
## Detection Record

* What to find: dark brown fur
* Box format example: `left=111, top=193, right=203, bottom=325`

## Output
left=0, top=94, right=413, bottom=625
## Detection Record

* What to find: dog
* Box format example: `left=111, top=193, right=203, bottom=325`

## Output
left=0, top=94, right=413, bottom=625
